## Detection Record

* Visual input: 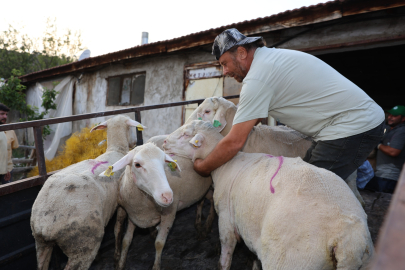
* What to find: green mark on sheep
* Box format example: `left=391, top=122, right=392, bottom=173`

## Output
left=198, top=117, right=202, bottom=120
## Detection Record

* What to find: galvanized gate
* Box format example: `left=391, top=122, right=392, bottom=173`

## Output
left=0, top=96, right=238, bottom=269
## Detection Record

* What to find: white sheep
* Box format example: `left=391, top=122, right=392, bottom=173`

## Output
left=112, top=135, right=213, bottom=270
left=163, top=120, right=374, bottom=270
left=30, top=115, right=147, bottom=270
left=187, top=97, right=365, bottom=207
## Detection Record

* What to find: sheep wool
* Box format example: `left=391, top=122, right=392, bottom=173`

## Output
left=114, top=135, right=213, bottom=270
left=164, top=121, right=374, bottom=270
left=31, top=115, right=143, bottom=270
left=187, top=97, right=365, bottom=207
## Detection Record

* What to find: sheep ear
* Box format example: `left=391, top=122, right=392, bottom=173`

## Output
left=99, top=150, right=136, bottom=176
left=126, top=119, right=147, bottom=131
left=90, top=120, right=108, bottom=132
left=189, top=134, right=204, bottom=148
left=213, top=105, right=227, bottom=133
left=165, top=154, right=181, bottom=172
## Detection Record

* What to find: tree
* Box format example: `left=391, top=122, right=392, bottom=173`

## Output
left=0, top=69, right=58, bottom=138
left=0, top=18, right=84, bottom=78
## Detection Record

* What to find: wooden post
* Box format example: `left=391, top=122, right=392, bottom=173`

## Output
left=135, top=110, right=143, bottom=146
left=33, top=126, right=47, bottom=177
left=370, top=168, right=405, bottom=270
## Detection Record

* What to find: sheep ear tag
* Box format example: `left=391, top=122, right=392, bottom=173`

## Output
left=99, top=150, right=135, bottom=177
left=165, top=154, right=181, bottom=172
left=213, top=120, right=221, bottom=127
left=103, top=166, right=114, bottom=177
left=125, top=119, right=146, bottom=131
left=189, top=134, right=204, bottom=148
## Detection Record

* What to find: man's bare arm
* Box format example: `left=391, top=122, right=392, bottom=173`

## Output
left=193, top=119, right=258, bottom=176
left=379, top=144, right=401, bottom=157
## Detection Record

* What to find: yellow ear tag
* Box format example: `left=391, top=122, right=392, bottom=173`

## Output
left=168, top=160, right=177, bottom=171
left=104, top=166, right=115, bottom=177
left=136, top=124, right=144, bottom=131
left=195, top=140, right=199, bottom=143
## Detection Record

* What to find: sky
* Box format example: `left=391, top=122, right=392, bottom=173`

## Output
left=1, top=0, right=330, bottom=58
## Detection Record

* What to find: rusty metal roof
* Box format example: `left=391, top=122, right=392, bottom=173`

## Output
left=20, top=0, right=405, bottom=83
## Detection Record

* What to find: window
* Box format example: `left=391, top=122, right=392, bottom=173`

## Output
left=107, top=73, right=146, bottom=106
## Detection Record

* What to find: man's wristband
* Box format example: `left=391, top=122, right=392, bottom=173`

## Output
left=377, top=143, right=382, bottom=150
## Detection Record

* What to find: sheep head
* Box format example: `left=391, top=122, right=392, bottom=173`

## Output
left=90, top=115, right=146, bottom=153
left=185, top=97, right=236, bottom=134
left=99, top=143, right=176, bottom=207
left=163, top=120, right=223, bottom=161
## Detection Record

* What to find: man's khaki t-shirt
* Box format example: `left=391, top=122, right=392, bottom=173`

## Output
left=5, top=130, right=19, bottom=172
left=233, top=47, right=384, bottom=141
left=0, top=132, right=8, bottom=174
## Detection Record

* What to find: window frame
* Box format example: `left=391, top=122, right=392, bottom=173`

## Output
left=106, top=72, right=146, bottom=106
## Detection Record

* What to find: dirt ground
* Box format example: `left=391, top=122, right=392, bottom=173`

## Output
left=89, top=189, right=392, bottom=270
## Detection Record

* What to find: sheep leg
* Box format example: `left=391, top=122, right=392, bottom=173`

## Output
left=114, top=207, right=127, bottom=267
left=345, top=170, right=365, bottom=208
left=64, top=243, right=101, bottom=270
left=195, top=199, right=204, bottom=236
left=116, top=220, right=136, bottom=270
left=204, top=188, right=215, bottom=237
left=35, top=240, right=54, bottom=270
left=152, top=208, right=177, bottom=270
left=252, top=260, right=262, bottom=270
left=218, top=215, right=238, bottom=270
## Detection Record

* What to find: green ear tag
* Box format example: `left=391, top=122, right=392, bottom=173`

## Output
left=213, top=120, right=222, bottom=127
left=198, top=117, right=202, bottom=120
left=168, top=160, right=177, bottom=171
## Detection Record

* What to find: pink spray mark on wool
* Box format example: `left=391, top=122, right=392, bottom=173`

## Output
left=265, top=154, right=284, bottom=193
left=91, top=161, right=109, bottom=174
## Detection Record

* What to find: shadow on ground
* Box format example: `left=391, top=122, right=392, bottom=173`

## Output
left=89, top=190, right=392, bottom=270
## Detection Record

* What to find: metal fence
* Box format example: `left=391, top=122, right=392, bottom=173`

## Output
left=0, top=95, right=239, bottom=269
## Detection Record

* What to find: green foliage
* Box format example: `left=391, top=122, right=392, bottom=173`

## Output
left=0, top=69, right=59, bottom=138
left=0, top=18, right=84, bottom=78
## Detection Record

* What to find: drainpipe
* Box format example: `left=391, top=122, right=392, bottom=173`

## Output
left=141, top=32, right=149, bottom=45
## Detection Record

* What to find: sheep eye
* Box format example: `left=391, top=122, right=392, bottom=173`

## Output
left=205, top=110, right=210, bottom=114
left=135, top=163, right=141, bottom=168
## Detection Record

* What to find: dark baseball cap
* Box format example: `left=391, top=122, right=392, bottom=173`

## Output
left=212, top=28, right=263, bottom=60
left=387, top=105, right=405, bottom=116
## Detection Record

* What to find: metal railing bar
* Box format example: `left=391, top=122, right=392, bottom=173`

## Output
left=33, top=126, right=47, bottom=177
left=0, top=95, right=240, bottom=132
left=0, top=209, right=31, bottom=229
left=0, top=95, right=240, bottom=196
left=0, top=170, right=61, bottom=196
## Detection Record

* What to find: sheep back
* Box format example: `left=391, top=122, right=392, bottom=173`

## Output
left=213, top=153, right=373, bottom=269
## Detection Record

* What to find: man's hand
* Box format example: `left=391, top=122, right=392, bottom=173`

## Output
left=193, top=119, right=258, bottom=177
left=4, top=172, right=10, bottom=181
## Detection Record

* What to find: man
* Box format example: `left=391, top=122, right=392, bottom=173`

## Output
left=0, top=103, right=11, bottom=184
left=5, top=126, right=19, bottom=182
left=365, top=105, right=405, bottom=193
left=194, top=28, right=384, bottom=180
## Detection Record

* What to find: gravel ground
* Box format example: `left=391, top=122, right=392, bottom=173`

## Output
left=89, top=189, right=392, bottom=270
